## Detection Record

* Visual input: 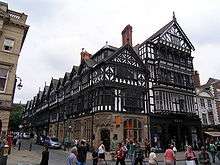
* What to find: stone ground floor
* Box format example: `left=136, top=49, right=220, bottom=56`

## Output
left=33, top=112, right=203, bottom=151
left=48, top=112, right=149, bottom=151
left=0, top=110, right=10, bottom=133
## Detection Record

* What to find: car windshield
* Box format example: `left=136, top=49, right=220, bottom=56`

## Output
left=51, top=138, right=58, bottom=142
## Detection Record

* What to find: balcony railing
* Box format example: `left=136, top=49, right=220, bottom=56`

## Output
left=8, top=10, right=27, bottom=24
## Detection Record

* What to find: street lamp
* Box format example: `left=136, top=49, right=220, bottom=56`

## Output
left=68, top=125, right=72, bottom=151
left=16, top=76, right=23, bottom=90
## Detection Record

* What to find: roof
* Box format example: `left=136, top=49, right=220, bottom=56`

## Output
left=84, top=58, right=96, bottom=67
left=146, top=18, right=195, bottom=51
left=205, top=131, right=220, bottom=137
left=147, top=20, right=173, bottom=42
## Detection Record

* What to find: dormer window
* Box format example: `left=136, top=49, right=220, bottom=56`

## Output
left=3, top=38, right=14, bottom=52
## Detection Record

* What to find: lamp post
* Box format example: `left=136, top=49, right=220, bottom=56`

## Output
left=68, top=125, right=72, bottom=151
left=12, top=76, right=23, bottom=102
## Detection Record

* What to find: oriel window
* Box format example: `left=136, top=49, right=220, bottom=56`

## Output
left=3, top=38, right=14, bottom=52
left=0, top=68, right=8, bottom=92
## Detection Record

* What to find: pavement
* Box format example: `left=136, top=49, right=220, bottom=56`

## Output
left=5, top=139, right=220, bottom=165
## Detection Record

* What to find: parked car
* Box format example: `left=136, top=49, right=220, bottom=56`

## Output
left=36, top=135, right=46, bottom=145
left=22, top=132, right=30, bottom=139
left=44, top=137, right=61, bottom=149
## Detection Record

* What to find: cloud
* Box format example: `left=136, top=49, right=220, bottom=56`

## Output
left=7, top=0, right=220, bottom=103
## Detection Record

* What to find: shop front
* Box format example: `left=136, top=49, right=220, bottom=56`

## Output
left=150, top=113, right=202, bottom=151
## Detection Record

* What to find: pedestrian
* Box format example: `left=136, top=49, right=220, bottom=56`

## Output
left=127, top=140, right=135, bottom=162
left=115, top=143, right=126, bottom=165
left=208, top=140, right=217, bottom=163
left=92, top=145, right=99, bottom=165
left=77, top=140, right=88, bottom=165
left=148, top=147, right=157, bottom=165
left=164, top=145, right=175, bottom=165
left=29, top=132, right=34, bottom=151
left=198, top=146, right=211, bottom=165
left=17, top=133, right=22, bottom=151
left=98, top=141, right=107, bottom=164
left=67, top=147, right=78, bottom=165
left=133, top=143, right=144, bottom=165
left=215, top=138, right=220, bottom=160
left=40, top=145, right=49, bottom=165
left=7, top=131, right=13, bottom=154
left=185, top=145, right=197, bottom=165
left=144, top=138, right=151, bottom=157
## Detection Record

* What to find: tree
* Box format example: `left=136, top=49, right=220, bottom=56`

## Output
left=8, top=104, right=24, bottom=131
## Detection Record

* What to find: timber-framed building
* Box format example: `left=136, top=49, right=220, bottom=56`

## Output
left=23, top=14, right=201, bottom=151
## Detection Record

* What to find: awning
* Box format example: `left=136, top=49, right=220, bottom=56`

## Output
left=204, top=131, right=220, bottom=137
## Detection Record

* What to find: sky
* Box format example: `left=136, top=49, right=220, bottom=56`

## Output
left=5, top=0, right=220, bottom=103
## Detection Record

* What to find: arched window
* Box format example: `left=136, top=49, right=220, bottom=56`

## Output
left=124, top=119, right=142, bottom=142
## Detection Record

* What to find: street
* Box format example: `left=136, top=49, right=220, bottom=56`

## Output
left=6, top=139, right=219, bottom=165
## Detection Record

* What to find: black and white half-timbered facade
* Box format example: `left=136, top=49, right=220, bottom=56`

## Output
left=138, top=14, right=201, bottom=150
left=23, top=15, right=201, bottom=151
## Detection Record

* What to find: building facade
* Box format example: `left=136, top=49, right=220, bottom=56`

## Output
left=195, top=88, right=219, bottom=126
left=138, top=14, right=201, bottom=150
left=24, top=15, right=200, bottom=151
left=193, top=73, right=220, bottom=129
left=0, top=2, right=28, bottom=133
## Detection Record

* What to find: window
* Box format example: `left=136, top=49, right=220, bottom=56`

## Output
left=202, top=113, right=208, bottom=125
left=3, top=38, right=14, bottom=52
left=200, top=98, right=205, bottom=107
left=0, top=68, right=8, bottom=91
left=207, top=99, right=212, bottom=108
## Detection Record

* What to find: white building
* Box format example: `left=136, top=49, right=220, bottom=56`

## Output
left=195, top=88, right=219, bottom=126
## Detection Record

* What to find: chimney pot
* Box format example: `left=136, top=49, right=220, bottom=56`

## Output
left=122, top=24, right=132, bottom=46
left=81, top=49, right=91, bottom=62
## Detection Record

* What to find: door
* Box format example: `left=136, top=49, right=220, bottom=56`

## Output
left=100, top=129, right=110, bottom=151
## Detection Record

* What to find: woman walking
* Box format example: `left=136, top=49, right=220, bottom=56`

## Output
left=185, top=145, right=197, bottom=165
left=148, top=147, right=157, bottom=165
left=164, top=145, right=175, bottom=165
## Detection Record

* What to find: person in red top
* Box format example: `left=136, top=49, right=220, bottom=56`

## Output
left=164, top=145, right=175, bottom=165
left=185, top=145, right=197, bottom=165
left=7, top=131, right=13, bottom=154
left=115, top=143, right=126, bottom=165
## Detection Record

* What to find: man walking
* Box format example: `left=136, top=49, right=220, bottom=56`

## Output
left=77, top=140, right=88, bottom=165
left=198, top=146, right=211, bottom=165
left=209, top=140, right=217, bottom=163
left=67, top=147, right=78, bottom=165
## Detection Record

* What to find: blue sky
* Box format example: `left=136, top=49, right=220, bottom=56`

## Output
left=5, top=0, right=220, bottom=103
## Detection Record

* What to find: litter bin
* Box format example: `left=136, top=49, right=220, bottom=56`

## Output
left=0, top=145, right=9, bottom=165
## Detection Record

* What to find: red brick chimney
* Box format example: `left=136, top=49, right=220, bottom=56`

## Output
left=81, top=48, right=91, bottom=62
left=192, top=70, right=201, bottom=88
left=122, top=24, right=132, bottom=46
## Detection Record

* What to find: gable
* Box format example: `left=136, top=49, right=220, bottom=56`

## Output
left=160, top=23, right=193, bottom=51
left=109, top=45, right=145, bottom=69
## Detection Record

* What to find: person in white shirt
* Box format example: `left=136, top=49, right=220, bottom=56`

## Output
left=149, top=147, right=158, bottom=165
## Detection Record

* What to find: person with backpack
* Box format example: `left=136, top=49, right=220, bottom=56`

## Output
left=92, top=146, right=99, bottom=165
left=208, top=140, right=217, bottom=163
left=133, top=143, right=144, bottom=165
left=115, top=143, right=126, bottom=165
left=185, top=145, right=197, bottom=165
left=198, top=146, right=211, bottom=165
